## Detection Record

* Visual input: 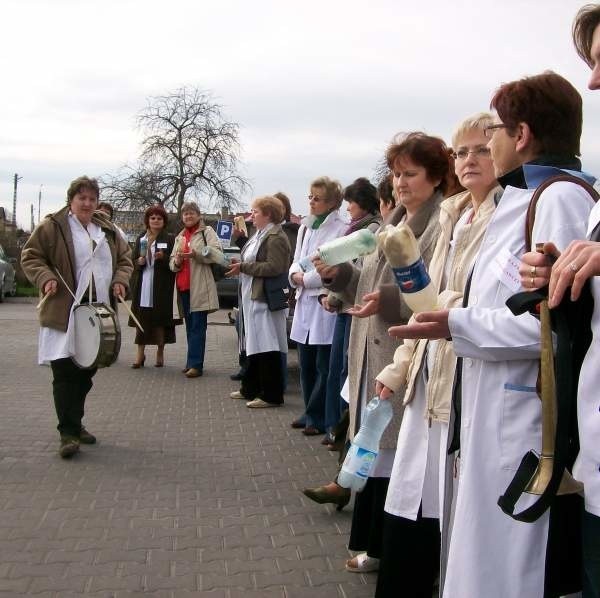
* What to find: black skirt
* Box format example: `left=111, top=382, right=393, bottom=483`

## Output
left=134, top=307, right=177, bottom=345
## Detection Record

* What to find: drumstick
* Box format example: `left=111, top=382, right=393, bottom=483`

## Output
left=117, top=294, right=145, bottom=333
left=36, top=292, right=52, bottom=310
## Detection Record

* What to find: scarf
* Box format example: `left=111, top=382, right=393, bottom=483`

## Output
left=345, top=212, right=379, bottom=236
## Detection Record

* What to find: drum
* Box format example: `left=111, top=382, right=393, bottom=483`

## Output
left=72, top=302, right=121, bottom=369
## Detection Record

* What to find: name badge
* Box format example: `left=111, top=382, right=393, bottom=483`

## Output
left=156, top=242, right=168, bottom=249
left=489, top=247, right=521, bottom=292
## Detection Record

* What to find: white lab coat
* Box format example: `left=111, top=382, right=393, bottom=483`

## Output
left=288, top=210, right=348, bottom=345
left=573, top=201, right=600, bottom=518
left=443, top=179, right=594, bottom=598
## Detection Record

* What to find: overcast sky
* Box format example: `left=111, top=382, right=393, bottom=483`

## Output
left=1, top=0, right=598, bottom=228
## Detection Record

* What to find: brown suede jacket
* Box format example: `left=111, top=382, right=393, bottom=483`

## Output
left=22, top=206, right=133, bottom=331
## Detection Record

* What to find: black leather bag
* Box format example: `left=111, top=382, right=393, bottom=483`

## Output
left=263, top=272, right=290, bottom=311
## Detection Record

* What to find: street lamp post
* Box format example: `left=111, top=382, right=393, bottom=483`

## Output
left=38, top=184, right=43, bottom=223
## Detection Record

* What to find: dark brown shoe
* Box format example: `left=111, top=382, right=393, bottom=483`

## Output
left=302, top=426, right=324, bottom=436
left=59, top=436, right=80, bottom=459
left=290, top=419, right=306, bottom=429
left=302, top=484, right=351, bottom=511
left=79, top=427, right=96, bottom=444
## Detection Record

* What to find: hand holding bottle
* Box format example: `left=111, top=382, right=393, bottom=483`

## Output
left=377, top=224, right=437, bottom=312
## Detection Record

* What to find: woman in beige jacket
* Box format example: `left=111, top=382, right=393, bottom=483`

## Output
left=374, top=114, right=501, bottom=598
left=309, top=133, right=451, bottom=574
left=169, top=202, right=220, bottom=378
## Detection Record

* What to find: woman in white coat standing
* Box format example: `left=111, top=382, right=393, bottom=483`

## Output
left=289, top=177, right=348, bottom=435
left=227, top=196, right=291, bottom=408
left=374, top=114, right=500, bottom=596
left=387, top=73, right=596, bottom=597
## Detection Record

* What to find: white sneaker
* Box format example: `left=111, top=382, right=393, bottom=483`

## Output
left=230, top=391, right=245, bottom=399
left=246, top=398, right=279, bottom=409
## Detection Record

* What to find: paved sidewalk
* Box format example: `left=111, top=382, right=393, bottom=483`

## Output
left=0, top=299, right=377, bottom=597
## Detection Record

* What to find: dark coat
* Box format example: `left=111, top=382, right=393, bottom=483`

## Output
left=129, top=231, right=179, bottom=327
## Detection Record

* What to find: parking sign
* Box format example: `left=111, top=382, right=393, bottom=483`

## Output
left=216, top=220, right=233, bottom=247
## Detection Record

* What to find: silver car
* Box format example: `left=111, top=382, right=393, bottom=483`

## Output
left=0, top=243, right=16, bottom=302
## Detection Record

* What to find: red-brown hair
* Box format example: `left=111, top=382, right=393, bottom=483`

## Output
left=385, top=132, right=450, bottom=195
left=143, top=204, right=169, bottom=228
left=490, top=72, right=582, bottom=156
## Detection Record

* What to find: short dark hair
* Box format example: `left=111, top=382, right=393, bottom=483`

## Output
left=377, top=175, right=395, bottom=210
left=386, top=132, right=450, bottom=195
left=490, top=71, right=582, bottom=156
left=97, top=201, right=114, bottom=219
left=344, top=177, right=379, bottom=215
left=143, top=204, right=169, bottom=228
left=273, top=191, right=292, bottom=221
left=573, top=4, right=600, bottom=67
left=67, top=176, right=100, bottom=204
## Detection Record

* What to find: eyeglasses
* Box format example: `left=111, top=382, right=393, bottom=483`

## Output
left=308, top=194, right=326, bottom=202
left=483, top=124, right=507, bottom=138
left=452, top=147, right=492, bottom=160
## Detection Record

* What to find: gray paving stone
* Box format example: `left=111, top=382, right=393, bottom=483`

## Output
left=28, top=575, right=88, bottom=594
left=0, top=303, right=365, bottom=596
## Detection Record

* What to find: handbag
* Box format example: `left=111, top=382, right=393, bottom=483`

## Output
left=263, top=272, right=290, bottom=311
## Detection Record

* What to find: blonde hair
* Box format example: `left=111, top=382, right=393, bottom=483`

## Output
left=310, top=176, right=343, bottom=210
left=252, top=195, right=285, bottom=223
left=451, top=112, right=495, bottom=148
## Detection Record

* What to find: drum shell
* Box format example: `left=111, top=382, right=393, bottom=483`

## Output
left=72, top=303, right=121, bottom=369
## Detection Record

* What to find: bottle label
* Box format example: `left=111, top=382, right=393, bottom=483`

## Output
left=344, top=444, right=378, bottom=479
left=392, top=258, right=430, bottom=293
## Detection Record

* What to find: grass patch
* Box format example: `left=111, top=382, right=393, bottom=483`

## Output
left=16, top=284, right=38, bottom=297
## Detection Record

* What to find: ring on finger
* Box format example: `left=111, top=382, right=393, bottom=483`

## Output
left=530, top=277, right=535, bottom=288
left=530, top=265, right=537, bottom=277
left=570, top=261, right=579, bottom=273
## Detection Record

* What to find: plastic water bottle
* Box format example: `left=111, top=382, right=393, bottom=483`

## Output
left=139, top=237, right=148, bottom=257
left=299, top=229, right=377, bottom=272
left=201, top=246, right=231, bottom=267
left=377, top=223, right=437, bottom=312
left=338, top=397, right=394, bottom=491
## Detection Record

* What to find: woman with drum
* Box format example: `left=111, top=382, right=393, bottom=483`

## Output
left=22, top=176, right=132, bottom=459
left=226, top=196, right=291, bottom=407
left=169, top=202, right=221, bottom=378
left=130, top=205, right=181, bottom=368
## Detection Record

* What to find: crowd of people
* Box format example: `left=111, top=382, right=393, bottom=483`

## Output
left=19, top=4, right=600, bottom=597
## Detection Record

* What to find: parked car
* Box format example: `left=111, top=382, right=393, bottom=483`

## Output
left=216, top=246, right=240, bottom=306
left=0, top=243, right=16, bottom=302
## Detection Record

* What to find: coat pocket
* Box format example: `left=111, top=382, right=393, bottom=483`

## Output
left=500, top=383, right=542, bottom=471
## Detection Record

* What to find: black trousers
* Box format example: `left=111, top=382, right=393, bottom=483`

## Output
left=241, top=351, right=284, bottom=404
left=375, top=510, right=440, bottom=598
left=583, top=509, right=600, bottom=598
left=348, top=477, right=389, bottom=558
left=50, top=358, right=97, bottom=438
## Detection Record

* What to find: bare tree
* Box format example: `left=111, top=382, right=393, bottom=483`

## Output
left=102, top=86, right=250, bottom=215
left=101, top=162, right=173, bottom=212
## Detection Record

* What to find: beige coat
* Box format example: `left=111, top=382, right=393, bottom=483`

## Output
left=325, top=193, right=442, bottom=449
left=170, top=224, right=220, bottom=313
left=376, top=186, right=500, bottom=423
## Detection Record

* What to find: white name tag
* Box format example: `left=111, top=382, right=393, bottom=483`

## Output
left=156, top=242, right=168, bottom=249
left=490, top=247, right=521, bottom=292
